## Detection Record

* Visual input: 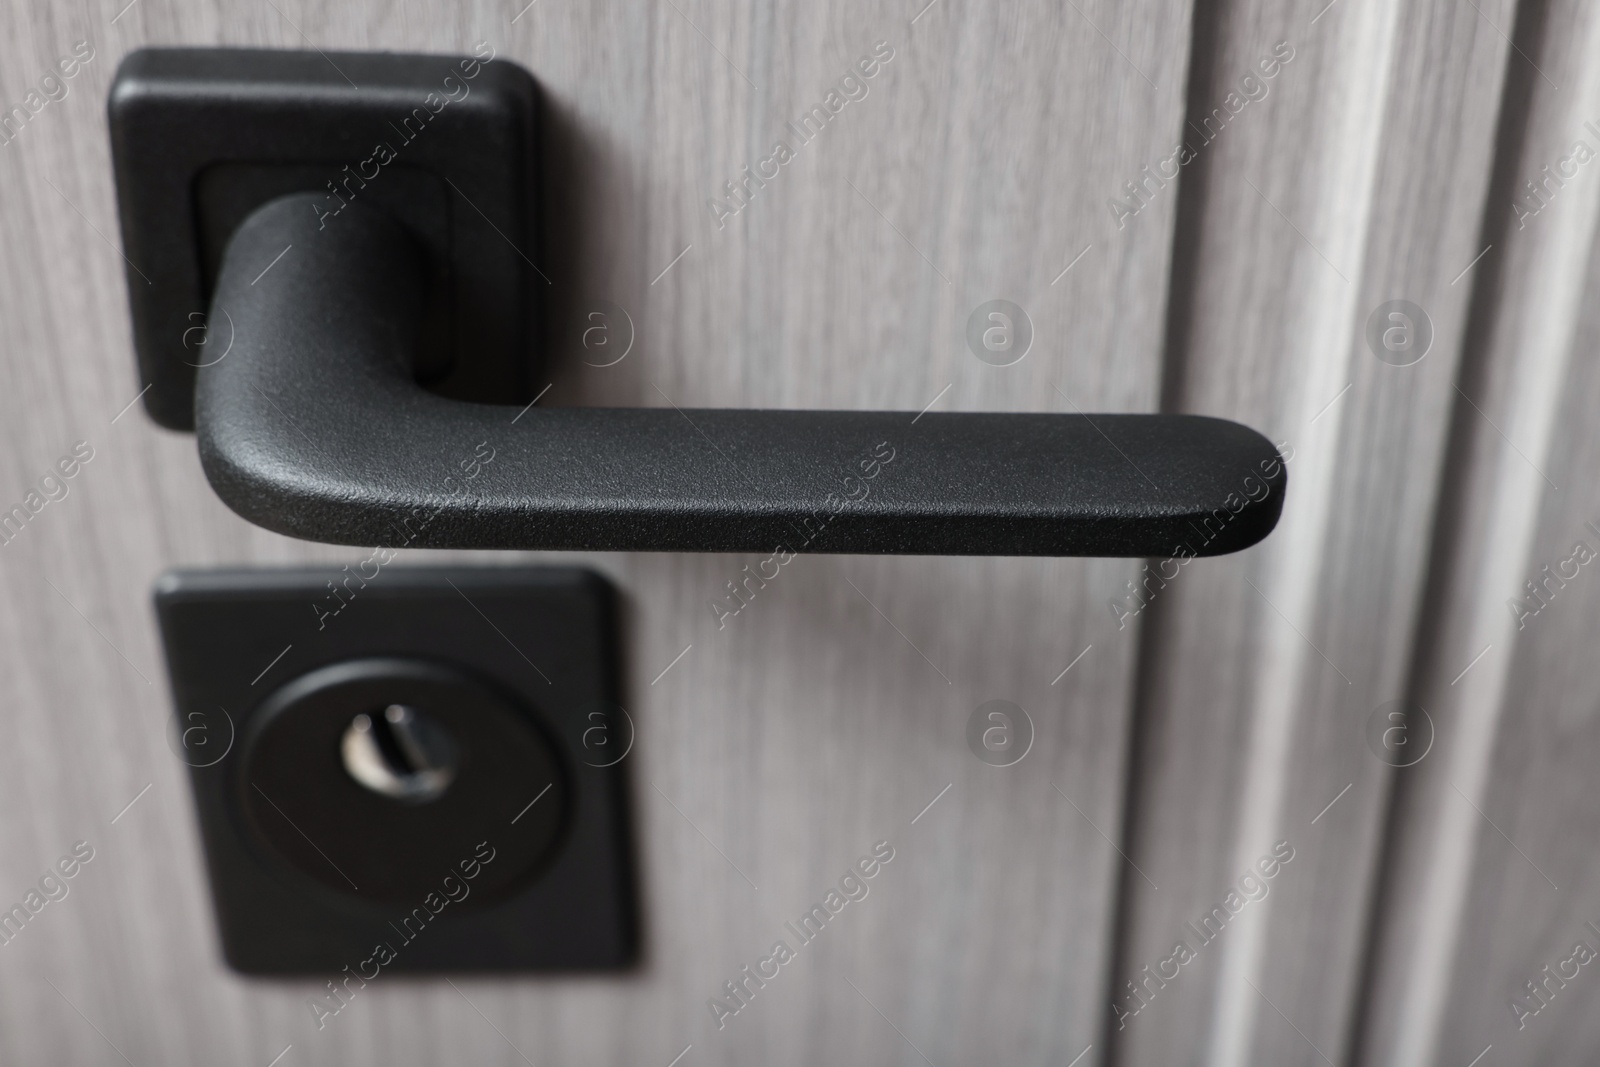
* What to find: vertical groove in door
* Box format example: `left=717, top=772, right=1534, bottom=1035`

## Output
left=1099, top=2, right=1232, bottom=1064
left=1104, top=1, right=1517, bottom=1064
left=1344, top=3, right=1551, bottom=1064
left=1347, top=1, right=1600, bottom=1063
left=1151, top=0, right=1233, bottom=419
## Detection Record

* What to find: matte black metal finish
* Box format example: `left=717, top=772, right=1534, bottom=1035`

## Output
left=115, top=47, right=1286, bottom=557
left=154, top=566, right=635, bottom=974
left=241, top=657, right=568, bottom=905
left=199, top=193, right=1285, bottom=557
left=108, top=46, right=539, bottom=429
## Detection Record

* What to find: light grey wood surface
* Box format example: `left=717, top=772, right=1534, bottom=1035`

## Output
left=8, top=0, right=1598, bottom=1064
left=0, top=2, right=1196, bottom=1065
left=1109, top=1, right=1517, bottom=1065
left=1354, top=3, right=1600, bottom=1066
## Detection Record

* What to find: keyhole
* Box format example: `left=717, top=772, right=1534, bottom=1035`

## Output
left=341, top=704, right=459, bottom=802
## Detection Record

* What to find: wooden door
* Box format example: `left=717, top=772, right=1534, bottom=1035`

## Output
left=0, top=2, right=1189, bottom=1064
left=1355, top=3, right=1600, bottom=1066
left=0, top=0, right=1589, bottom=1065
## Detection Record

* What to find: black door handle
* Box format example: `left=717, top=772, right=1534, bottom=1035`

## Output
left=112, top=48, right=1286, bottom=557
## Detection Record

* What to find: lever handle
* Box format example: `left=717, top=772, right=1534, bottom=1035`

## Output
left=111, top=47, right=1285, bottom=557
left=198, top=194, right=1284, bottom=556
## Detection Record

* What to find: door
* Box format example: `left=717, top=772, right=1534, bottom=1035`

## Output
left=0, top=0, right=1586, bottom=1065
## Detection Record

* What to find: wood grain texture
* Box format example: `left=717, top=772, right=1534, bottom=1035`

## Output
left=1354, top=3, right=1600, bottom=1065
left=0, top=1, right=1192, bottom=1064
left=1107, top=1, right=1515, bottom=1065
